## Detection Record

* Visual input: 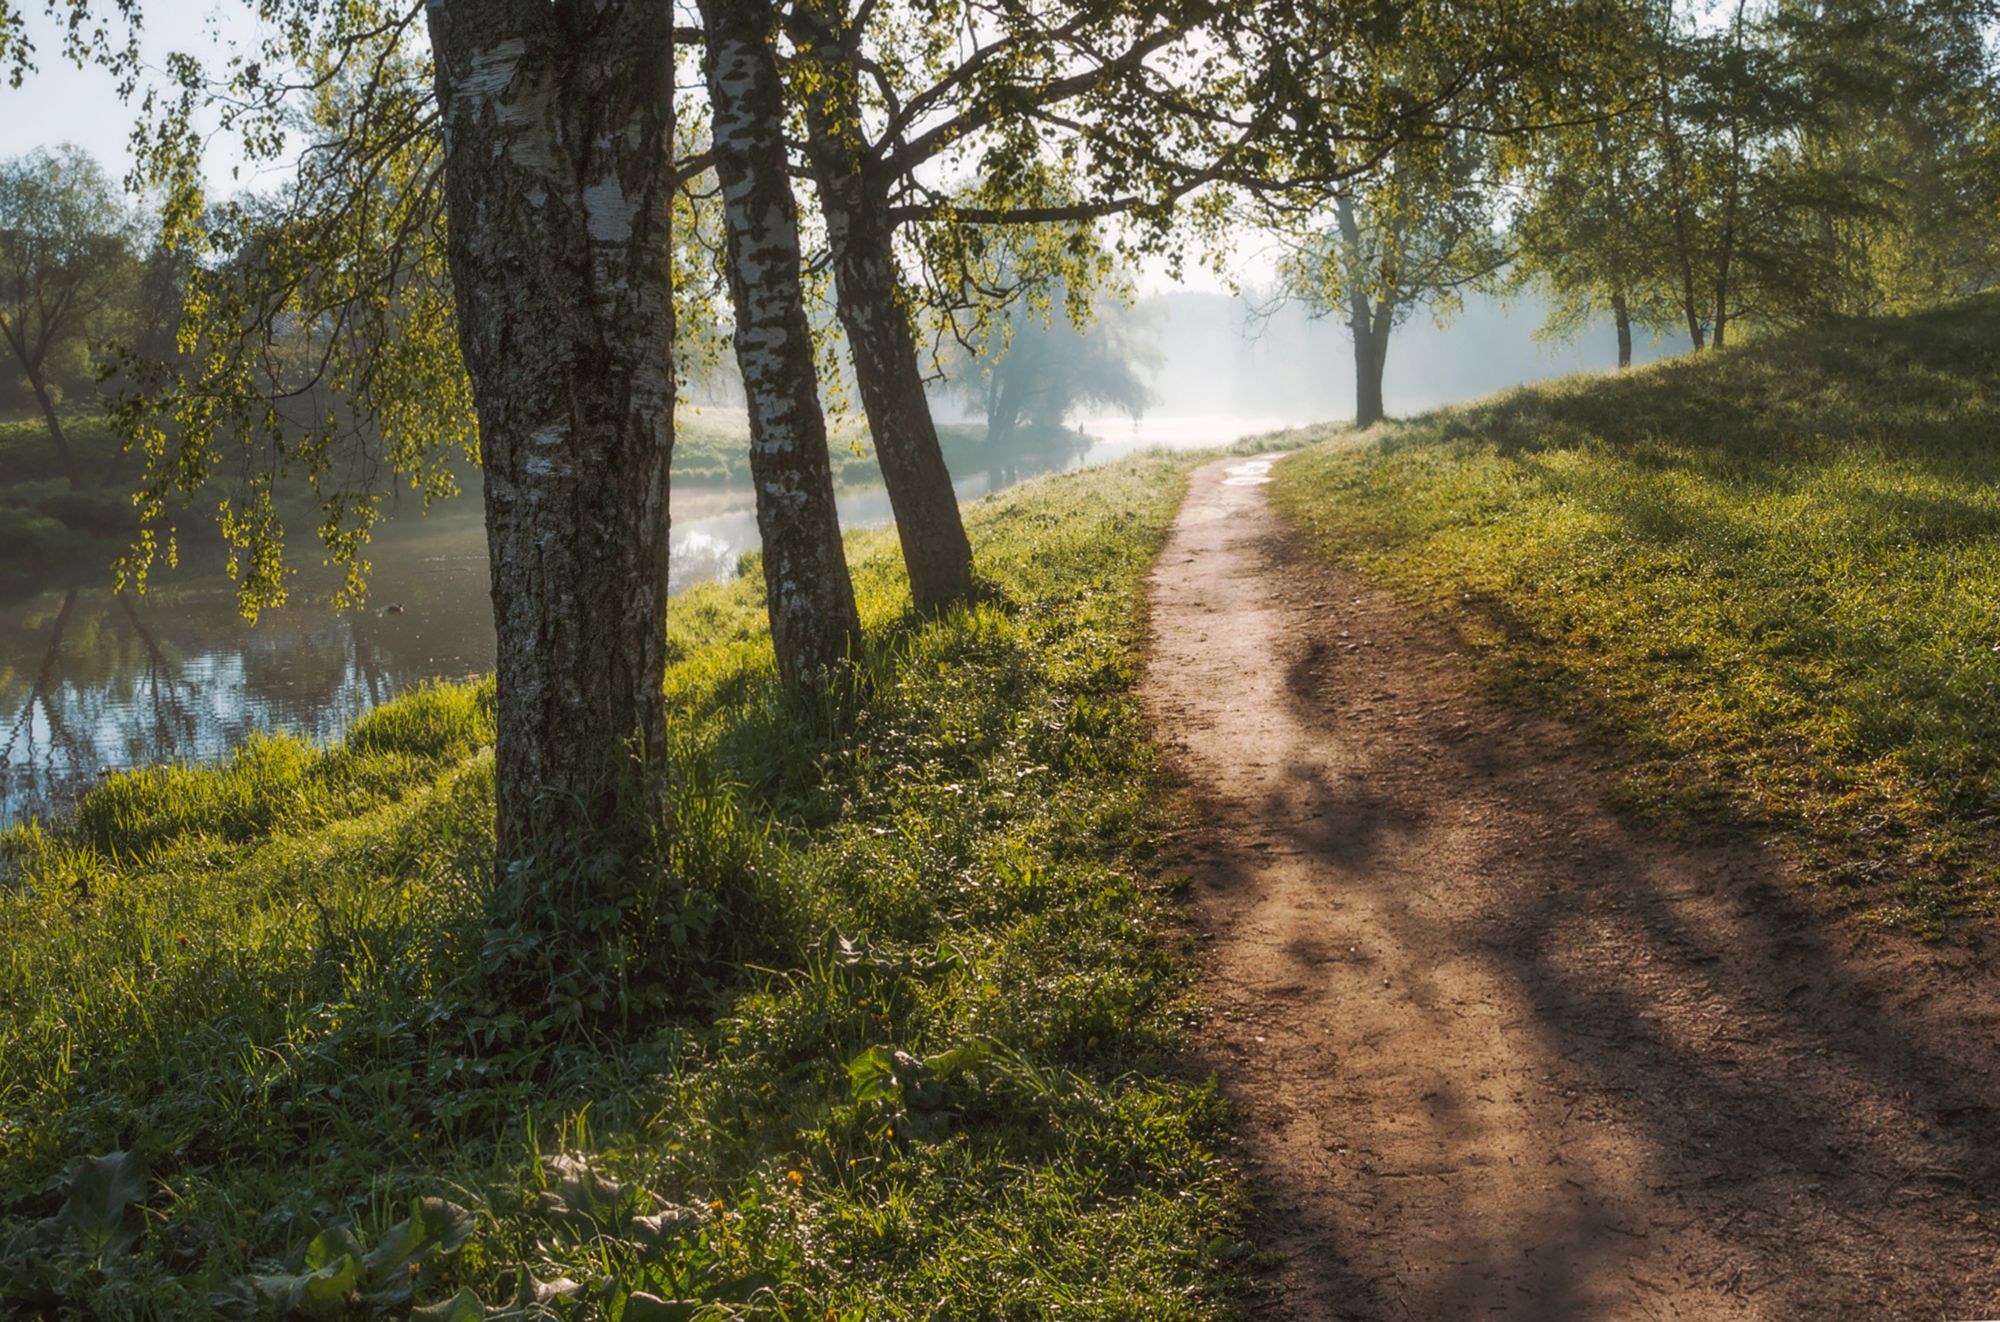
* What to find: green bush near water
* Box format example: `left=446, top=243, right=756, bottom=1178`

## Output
left=0, top=455, right=1246, bottom=1317
left=1273, top=291, right=2000, bottom=935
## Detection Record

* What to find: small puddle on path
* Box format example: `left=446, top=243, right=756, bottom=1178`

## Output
left=1222, top=459, right=1274, bottom=486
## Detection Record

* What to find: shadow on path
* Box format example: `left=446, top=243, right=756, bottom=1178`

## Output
left=1145, top=457, right=2000, bottom=1320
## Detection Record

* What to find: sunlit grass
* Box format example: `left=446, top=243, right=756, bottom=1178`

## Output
left=1274, top=291, right=2000, bottom=935
left=0, top=454, right=1248, bottom=1316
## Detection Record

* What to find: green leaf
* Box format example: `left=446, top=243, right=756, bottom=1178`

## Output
left=305, top=1226, right=364, bottom=1272
left=844, top=1045, right=903, bottom=1107
left=411, top=1287, right=487, bottom=1321
left=539, top=1153, right=640, bottom=1229
left=247, top=1249, right=362, bottom=1318
left=362, top=1197, right=474, bottom=1283
left=621, top=1291, right=698, bottom=1321
left=54, top=1150, right=147, bottom=1264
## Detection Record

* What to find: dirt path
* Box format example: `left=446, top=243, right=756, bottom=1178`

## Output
left=1143, top=456, right=2000, bottom=1320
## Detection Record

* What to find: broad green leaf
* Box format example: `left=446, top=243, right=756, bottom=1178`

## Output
left=411, top=1287, right=487, bottom=1321
left=55, top=1151, right=147, bottom=1264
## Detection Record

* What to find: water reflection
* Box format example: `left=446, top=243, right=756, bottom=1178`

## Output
left=0, top=416, right=1295, bottom=826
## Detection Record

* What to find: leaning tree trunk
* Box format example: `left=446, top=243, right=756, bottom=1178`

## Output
left=0, top=318, right=83, bottom=489
left=703, top=0, right=862, bottom=690
left=428, top=0, right=677, bottom=868
left=22, top=363, right=82, bottom=490
left=803, top=84, right=976, bottom=612
left=1612, top=291, right=1634, bottom=369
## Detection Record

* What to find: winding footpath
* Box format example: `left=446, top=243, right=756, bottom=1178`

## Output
left=1143, top=456, right=2000, bottom=1320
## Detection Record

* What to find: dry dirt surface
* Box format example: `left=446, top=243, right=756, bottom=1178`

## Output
left=1142, top=456, right=2000, bottom=1321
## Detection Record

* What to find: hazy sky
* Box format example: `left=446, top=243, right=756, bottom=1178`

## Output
left=1, top=7, right=269, bottom=192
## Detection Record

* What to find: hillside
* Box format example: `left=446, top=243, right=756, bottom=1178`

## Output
left=1274, top=292, right=2000, bottom=933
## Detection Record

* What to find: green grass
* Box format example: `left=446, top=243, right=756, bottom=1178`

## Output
left=0, top=415, right=139, bottom=581
left=1273, top=291, right=2000, bottom=936
left=0, top=455, right=1249, bottom=1318
left=0, top=413, right=127, bottom=488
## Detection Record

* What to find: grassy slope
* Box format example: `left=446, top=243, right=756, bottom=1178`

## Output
left=1274, top=292, right=2000, bottom=935
left=0, top=456, right=1247, bottom=1317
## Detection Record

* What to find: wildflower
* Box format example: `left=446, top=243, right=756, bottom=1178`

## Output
left=786, top=1169, right=803, bottom=1186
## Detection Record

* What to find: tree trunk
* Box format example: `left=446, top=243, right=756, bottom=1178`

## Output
left=987, top=354, right=1030, bottom=445
left=1351, top=299, right=1391, bottom=428
left=702, top=0, right=863, bottom=691
left=1711, top=247, right=1733, bottom=350
left=23, top=362, right=82, bottom=489
left=427, top=0, right=677, bottom=867
left=1711, top=0, right=1749, bottom=352
left=802, top=81, right=976, bottom=612
left=1654, top=62, right=1708, bottom=352
left=1612, top=291, right=1634, bottom=369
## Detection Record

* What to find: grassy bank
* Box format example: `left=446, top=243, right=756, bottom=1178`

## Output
left=1273, top=292, right=2000, bottom=936
left=0, top=415, right=140, bottom=580
left=0, top=455, right=1246, bottom=1317
left=671, top=412, right=1081, bottom=488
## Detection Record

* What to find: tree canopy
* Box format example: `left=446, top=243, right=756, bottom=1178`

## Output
left=0, top=144, right=138, bottom=486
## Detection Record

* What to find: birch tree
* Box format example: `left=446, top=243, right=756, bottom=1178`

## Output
left=3, top=2, right=685, bottom=901
left=701, top=0, right=862, bottom=690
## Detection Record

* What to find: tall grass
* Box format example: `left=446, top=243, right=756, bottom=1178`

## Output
left=1274, top=291, right=2000, bottom=934
left=0, top=455, right=1247, bottom=1317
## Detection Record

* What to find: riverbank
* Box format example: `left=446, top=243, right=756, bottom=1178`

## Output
left=1, top=415, right=1295, bottom=831
left=0, top=454, right=1251, bottom=1316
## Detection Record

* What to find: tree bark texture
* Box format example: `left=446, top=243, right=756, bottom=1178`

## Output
left=1335, top=194, right=1392, bottom=428
left=427, top=0, right=677, bottom=864
left=1612, top=291, right=1634, bottom=368
left=702, top=0, right=863, bottom=691
left=801, top=66, right=976, bottom=612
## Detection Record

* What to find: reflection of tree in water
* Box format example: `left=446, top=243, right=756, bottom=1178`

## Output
left=0, top=586, right=433, bottom=825
left=116, top=592, right=197, bottom=761
left=0, top=590, right=84, bottom=822
left=977, top=429, right=1090, bottom=491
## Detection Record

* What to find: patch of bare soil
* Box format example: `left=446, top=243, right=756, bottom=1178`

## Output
left=1143, top=456, right=2000, bottom=1320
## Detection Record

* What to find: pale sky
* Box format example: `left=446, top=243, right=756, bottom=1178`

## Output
left=1, top=6, right=269, bottom=194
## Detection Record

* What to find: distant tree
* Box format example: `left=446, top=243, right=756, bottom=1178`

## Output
left=0, top=145, right=136, bottom=487
left=1766, top=0, right=2000, bottom=316
left=1276, top=134, right=1505, bottom=427
left=1508, top=67, right=1677, bottom=368
left=1525, top=0, right=2000, bottom=355
left=955, top=291, right=1161, bottom=444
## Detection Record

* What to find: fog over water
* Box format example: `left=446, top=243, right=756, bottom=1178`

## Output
left=1, top=289, right=1674, bottom=826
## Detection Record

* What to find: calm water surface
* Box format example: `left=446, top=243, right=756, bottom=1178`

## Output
left=0, top=416, right=1294, bottom=826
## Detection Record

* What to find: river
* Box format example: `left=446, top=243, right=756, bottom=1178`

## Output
left=0, top=415, right=1298, bottom=827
